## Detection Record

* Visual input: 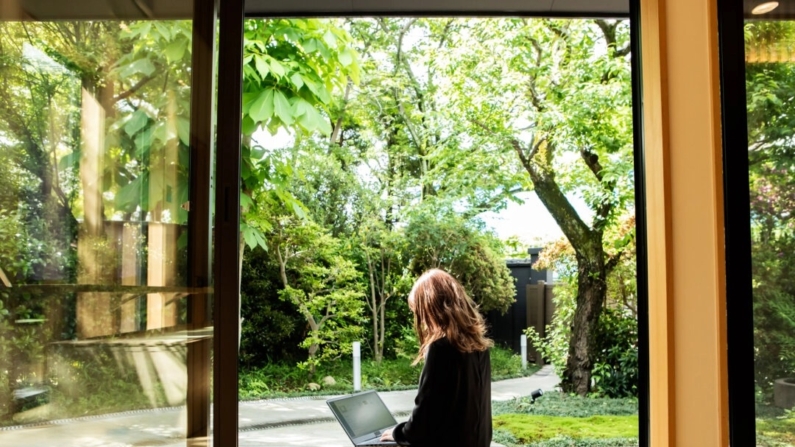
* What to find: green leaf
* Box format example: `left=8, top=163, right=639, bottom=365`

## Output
left=323, top=30, right=337, bottom=48
left=273, top=90, right=294, bottom=125
left=242, top=92, right=259, bottom=114
left=338, top=48, right=355, bottom=67
left=316, top=113, right=332, bottom=136
left=242, top=115, right=258, bottom=135
left=254, top=54, right=270, bottom=79
left=241, top=192, right=255, bottom=210
left=290, top=72, right=305, bottom=90
left=177, top=117, right=190, bottom=146
left=124, top=110, right=149, bottom=136
left=119, top=58, right=156, bottom=78
left=269, top=59, right=286, bottom=78
left=249, top=89, right=275, bottom=123
left=154, top=22, right=172, bottom=40
left=253, top=230, right=268, bottom=250
left=164, top=38, right=188, bottom=63
left=243, top=226, right=257, bottom=249
left=58, top=150, right=80, bottom=171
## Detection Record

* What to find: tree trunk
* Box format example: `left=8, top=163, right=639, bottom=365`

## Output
left=563, top=254, right=608, bottom=395
left=370, top=266, right=380, bottom=363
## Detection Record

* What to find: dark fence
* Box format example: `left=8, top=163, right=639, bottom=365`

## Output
left=486, top=249, right=556, bottom=364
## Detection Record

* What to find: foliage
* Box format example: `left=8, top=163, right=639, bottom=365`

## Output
left=590, top=308, right=639, bottom=398
left=493, top=414, right=638, bottom=445
left=47, top=344, right=155, bottom=420
left=238, top=345, right=532, bottom=399
left=514, top=438, right=637, bottom=447
left=268, top=216, right=366, bottom=372
left=492, top=391, right=638, bottom=418
left=528, top=213, right=637, bottom=397
left=745, top=20, right=795, bottom=403
left=757, top=415, right=795, bottom=447
left=239, top=247, right=306, bottom=369
left=447, top=17, right=634, bottom=394
left=240, top=19, right=361, bottom=252
left=405, top=210, right=516, bottom=313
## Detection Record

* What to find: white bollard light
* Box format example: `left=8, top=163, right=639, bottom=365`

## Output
left=520, top=334, right=528, bottom=370
left=353, top=341, right=361, bottom=392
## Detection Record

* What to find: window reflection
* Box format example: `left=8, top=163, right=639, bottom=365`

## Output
left=0, top=3, right=211, bottom=445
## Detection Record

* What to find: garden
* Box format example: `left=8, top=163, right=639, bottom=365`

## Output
left=0, top=13, right=792, bottom=446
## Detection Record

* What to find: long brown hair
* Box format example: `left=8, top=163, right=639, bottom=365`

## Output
left=409, top=269, right=493, bottom=365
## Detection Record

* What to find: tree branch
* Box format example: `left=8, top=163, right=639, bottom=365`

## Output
left=113, top=72, right=157, bottom=103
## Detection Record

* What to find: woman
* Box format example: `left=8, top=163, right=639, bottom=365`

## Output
left=381, top=268, right=493, bottom=446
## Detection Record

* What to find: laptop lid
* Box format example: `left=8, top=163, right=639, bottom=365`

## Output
left=326, top=390, right=398, bottom=444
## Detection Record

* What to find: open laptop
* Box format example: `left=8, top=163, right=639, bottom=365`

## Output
left=327, top=390, right=399, bottom=446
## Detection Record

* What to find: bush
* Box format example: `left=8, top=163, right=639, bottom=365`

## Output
left=591, top=308, right=639, bottom=398
left=752, top=235, right=795, bottom=401
left=405, top=209, right=516, bottom=313
left=491, top=345, right=540, bottom=379
left=238, top=346, right=531, bottom=399
left=240, top=247, right=306, bottom=369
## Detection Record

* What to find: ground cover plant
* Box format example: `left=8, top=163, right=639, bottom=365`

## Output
left=491, top=392, right=639, bottom=447
left=238, top=345, right=537, bottom=399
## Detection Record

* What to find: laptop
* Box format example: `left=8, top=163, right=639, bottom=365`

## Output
left=327, top=390, right=399, bottom=446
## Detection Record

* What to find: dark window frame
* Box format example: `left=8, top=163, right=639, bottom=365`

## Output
left=716, top=0, right=758, bottom=445
left=212, top=2, right=649, bottom=446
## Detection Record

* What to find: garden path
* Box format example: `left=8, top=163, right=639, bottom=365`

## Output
left=0, top=366, right=559, bottom=447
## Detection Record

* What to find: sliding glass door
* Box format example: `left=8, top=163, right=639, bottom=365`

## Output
left=0, top=1, right=219, bottom=445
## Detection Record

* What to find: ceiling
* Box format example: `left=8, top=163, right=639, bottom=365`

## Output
left=745, top=0, right=795, bottom=19
left=3, top=0, right=629, bottom=21
left=5, top=1, right=795, bottom=23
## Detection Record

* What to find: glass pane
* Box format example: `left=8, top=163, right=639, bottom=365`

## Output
left=0, top=2, right=213, bottom=446
left=745, top=2, right=795, bottom=445
left=236, top=15, right=638, bottom=446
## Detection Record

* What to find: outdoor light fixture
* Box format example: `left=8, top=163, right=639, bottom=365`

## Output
left=752, top=1, right=780, bottom=14
left=530, top=389, right=544, bottom=402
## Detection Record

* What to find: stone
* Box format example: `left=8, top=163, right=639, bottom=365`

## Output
left=774, top=378, right=795, bottom=409
left=307, top=382, right=321, bottom=391
left=322, top=376, right=336, bottom=386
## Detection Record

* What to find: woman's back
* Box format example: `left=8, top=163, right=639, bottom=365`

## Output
left=392, top=337, right=492, bottom=447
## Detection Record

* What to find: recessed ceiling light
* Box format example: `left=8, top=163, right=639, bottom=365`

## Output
left=752, top=1, right=780, bottom=14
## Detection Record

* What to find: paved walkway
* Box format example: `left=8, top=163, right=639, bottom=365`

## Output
left=0, top=366, right=560, bottom=447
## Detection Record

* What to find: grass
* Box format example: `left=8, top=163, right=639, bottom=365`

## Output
left=238, top=345, right=539, bottom=399
left=493, top=414, right=638, bottom=444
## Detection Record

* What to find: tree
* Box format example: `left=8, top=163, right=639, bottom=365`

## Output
left=268, top=214, right=365, bottom=373
left=356, top=217, right=412, bottom=363
left=452, top=18, right=635, bottom=394
left=405, top=209, right=516, bottom=314
left=743, top=20, right=795, bottom=399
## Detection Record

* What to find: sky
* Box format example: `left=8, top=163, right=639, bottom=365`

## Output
left=478, top=191, right=591, bottom=246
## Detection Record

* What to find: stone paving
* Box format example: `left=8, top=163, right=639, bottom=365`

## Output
left=0, top=366, right=560, bottom=447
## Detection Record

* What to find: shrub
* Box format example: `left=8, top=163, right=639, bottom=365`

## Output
left=405, top=209, right=516, bottom=313
left=240, top=247, right=306, bottom=369
left=591, top=308, right=639, bottom=398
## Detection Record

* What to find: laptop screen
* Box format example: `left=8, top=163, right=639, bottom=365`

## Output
left=328, top=392, right=397, bottom=439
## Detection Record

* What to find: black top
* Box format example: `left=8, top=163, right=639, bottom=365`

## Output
left=393, top=338, right=492, bottom=447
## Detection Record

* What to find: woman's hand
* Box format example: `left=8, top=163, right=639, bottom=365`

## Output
left=380, top=428, right=394, bottom=442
